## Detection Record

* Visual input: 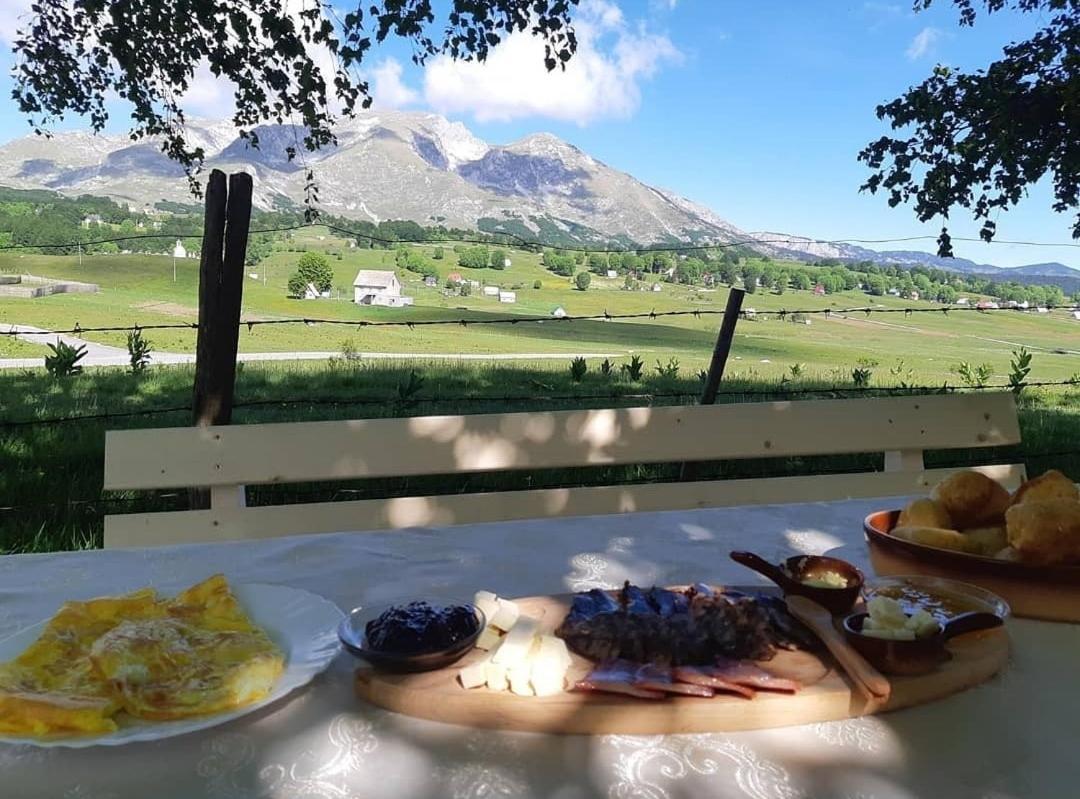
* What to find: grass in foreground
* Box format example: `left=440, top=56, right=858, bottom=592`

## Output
left=1, top=359, right=1077, bottom=554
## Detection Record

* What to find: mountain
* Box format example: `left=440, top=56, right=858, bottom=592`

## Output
left=0, top=112, right=745, bottom=249
left=0, top=111, right=1075, bottom=281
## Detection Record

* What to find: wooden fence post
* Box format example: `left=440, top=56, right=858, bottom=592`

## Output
left=700, top=287, right=745, bottom=405
left=192, top=170, right=252, bottom=427
left=190, top=171, right=252, bottom=511
left=681, top=287, right=745, bottom=482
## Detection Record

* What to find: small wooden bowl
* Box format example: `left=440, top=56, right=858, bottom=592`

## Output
left=730, top=551, right=864, bottom=615
left=842, top=610, right=1003, bottom=676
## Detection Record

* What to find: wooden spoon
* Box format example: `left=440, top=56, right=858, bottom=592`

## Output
left=786, top=595, right=892, bottom=703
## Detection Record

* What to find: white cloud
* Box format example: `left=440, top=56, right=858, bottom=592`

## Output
left=182, top=65, right=237, bottom=117
left=422, top=0, right=681, bottom=124
left=906, top=26, right=941, bottom=60
left=370, top=58, right=419, bottom=108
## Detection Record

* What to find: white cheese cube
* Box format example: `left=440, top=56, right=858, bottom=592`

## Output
left=529, top=637, right=570, bottom=696
left=537, top=635, right=572, bottom=668
left=508, top=665, right=534, bottom=696
left=458, top=659, right=488, bottom=689
left=491, top=616, right=539, bottom=667
left=485, top=661, right=508, bottom=692
left=475, top=625, right=503, bottom=651
left=489, top=598, right=520, bottom=632
left=473, top=591, right=501, bottom=624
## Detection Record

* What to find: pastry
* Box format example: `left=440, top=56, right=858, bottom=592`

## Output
left=930, top=470, right=1010, bottom=528
left=1010, top=470, right=1079, bottom=506
left=897, top=498, right=953, bottom=530
left=1005, top=499, right=1080, bottom=566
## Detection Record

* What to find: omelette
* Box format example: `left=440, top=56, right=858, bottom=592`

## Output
left=0, top=575, right=285, bottom=737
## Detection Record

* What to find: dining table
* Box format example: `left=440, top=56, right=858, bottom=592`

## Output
left=2, top=494, right=1078, bottom=799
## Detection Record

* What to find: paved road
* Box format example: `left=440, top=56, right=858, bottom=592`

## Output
left=0, top=324, right=621, bottom=369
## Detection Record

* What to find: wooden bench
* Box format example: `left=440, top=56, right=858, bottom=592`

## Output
left=103, top=393, right=1024, bottom=548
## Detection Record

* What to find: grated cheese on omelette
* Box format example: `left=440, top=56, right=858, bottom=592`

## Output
left=0, top=575, right=284, bottom=738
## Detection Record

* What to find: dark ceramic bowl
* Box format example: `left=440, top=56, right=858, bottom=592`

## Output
left=842, top=609, right=1003, bottom=676
left=864, top=509, right=1080, bottom=584
left=338, top=602, right=485, bottom=673
left=730, top=551, right=864, bottom=615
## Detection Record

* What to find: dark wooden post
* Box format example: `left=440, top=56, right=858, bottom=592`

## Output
left=681, top=287, right=745, bottom=482
left=192, top=171, right=252, bottom=427
left=700, top=287, right=745, bottom=405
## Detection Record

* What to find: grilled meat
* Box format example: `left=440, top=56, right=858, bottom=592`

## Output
left=556, top=582, right=817, bottom=666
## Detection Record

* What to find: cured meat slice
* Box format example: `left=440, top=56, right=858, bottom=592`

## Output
left=632, top=663, right=714, bottom=697
left=671, top=666, right=756, bottom=699
left=575, top=659, right=665, bottom=700
left=712, top=657, right=801, bottom=693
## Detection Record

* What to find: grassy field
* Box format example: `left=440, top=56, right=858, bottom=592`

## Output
left=1, top=357, right=1077, bottom=554
left=2, top=229, right=1079, bottom=553
left=2, top=227, right=1079, bottom=384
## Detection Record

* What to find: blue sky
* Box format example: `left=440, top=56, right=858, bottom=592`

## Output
left=0, top=0, right=1074, bottom=268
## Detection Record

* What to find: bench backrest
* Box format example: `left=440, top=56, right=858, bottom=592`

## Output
left=103, top=393, right=1024, bottom=547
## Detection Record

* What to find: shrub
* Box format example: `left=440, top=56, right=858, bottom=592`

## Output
left=44, top=340, right=86, bottom=378
left=459, top=281, right=472, bottom=297
left=621, top=354, right=645, bottom=382
left=126, top=329, right=152, bottom=374
left=655, top=357, right=680, bottom=379
left=569, top=357, right=588, bottom=382
left=533, top=280, right=542, bottom=290
left=396, top=370, right=425, bottom=403
left=955, top=361, right=994, bottom=388
left=575, top=271, right=591, bottom=291
left=851, top=366, right=873, bottom=388
left=600, top=358, right=614, bottom=377
left=286, top=273, right=308, bottom=298
left=1009, top=347, right=1032, bottom=395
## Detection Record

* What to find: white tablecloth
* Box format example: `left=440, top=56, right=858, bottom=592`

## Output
left=2, top=497, right=1078, bottom=799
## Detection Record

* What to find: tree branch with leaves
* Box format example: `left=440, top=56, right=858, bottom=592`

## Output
left=859, top=0, right=1080, bottom=242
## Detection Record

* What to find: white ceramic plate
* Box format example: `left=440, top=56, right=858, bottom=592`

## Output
left=0, top=582, right=343, bottom=748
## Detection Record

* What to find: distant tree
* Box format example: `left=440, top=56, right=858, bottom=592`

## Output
left=574, top=251, right=585, bottom=265
left=433, top=246, right=445, bottom=260
left=792, top=271, right=813, bottom=291
left=914, top=274, right=933, bottom=295
left=533, top=279, right=543, bottom=289
left=740, top=264, right=763, bottom=294
left=489, top=249, right=507, bottom=270
left=866, top=274, right=887, bottom=296
left=774, top=271, right=789, bottom=294
left=621, top=253, right=639, bottom=272
left=575, top=271, right=592, bottom=291
left=588, top=253, right=608, bottom=274
left=608, top=252, right=622, bottom=270
left=459, top=281, right=472, bottom=297
left=458, top=245, right=490, bottom=269
left=675, top=257, right=706, bottom=285
left=938, top=285, right=959, bottom=303
left=286, top=273, right=308, bottom=298
left=860, top=1, right=1079, bottom=241
left=718, top=261, right=739, bottom=286
left=292, top=251, right=333, bottom=293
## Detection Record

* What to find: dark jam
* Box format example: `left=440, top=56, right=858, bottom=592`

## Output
left=365, top=601, right=478, bottom=654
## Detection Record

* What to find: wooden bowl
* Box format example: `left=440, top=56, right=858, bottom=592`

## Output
left=864, top=510, right=1080, bottom=583
left=864, top=510, right=1080, bottom=622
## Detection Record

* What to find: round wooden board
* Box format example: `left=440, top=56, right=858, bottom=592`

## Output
left=354, top=592, right=1010, bottom=734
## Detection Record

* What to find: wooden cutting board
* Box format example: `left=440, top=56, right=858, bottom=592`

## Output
left=354, top=591, right=1009, bottom=734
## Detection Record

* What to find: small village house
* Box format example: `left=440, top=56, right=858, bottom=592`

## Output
left=353, top=269, right=414, bottom=307
left=447, top=272, right=463, bottom=284
left=606, top=270, right=618, bottom=279
left=424, top=275, right=438, bottom=288
left=498, top=290, right=517, bottom=303
left=551, top=306, right=567, bottom=318
left=483, top=285, right=500, bottom=297
left=813, top=283, right=826, bottom=296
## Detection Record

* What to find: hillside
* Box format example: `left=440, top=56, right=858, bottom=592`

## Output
left=0, top=112, right=1076, bottom=281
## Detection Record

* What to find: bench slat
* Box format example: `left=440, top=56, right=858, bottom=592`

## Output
left=104, top=394, right=1021, bottom=491
left=104, top=464, right=1026, bottom=548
